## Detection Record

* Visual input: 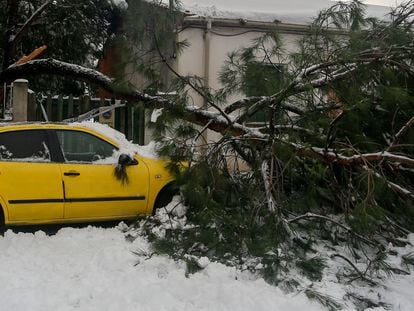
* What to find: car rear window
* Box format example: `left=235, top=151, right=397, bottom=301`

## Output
left=0, top=130, right=51, bottom=162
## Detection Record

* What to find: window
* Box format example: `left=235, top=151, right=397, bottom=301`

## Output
left=0, top=130, right=50, bottom=162
left=56, top=130, right=116, bottom=163
left=244, top=62, right=286, bottom=122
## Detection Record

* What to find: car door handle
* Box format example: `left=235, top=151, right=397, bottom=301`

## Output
left=64, top=171, right=80, bottom=176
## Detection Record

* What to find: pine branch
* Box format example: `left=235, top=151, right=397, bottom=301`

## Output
left=261, top=160, right=309, bottom=244
left=367, top=167, right=414, bottom=199
left=235, top=62, right=356, bottom=123
left=257, top=125, right=321, bottom=137
left=190, top=120, right=212, bottom=162
left=385, top=216, right=411, bottom=236
left=236, top=42, right=414, bottom=124
left=261, top=160, right=276, bottom=213
left=5, top=59, right=411, bottom=173
left=297, top=61, right=337, bottom=79
left=152, top=33, right=234, bottom=126
left=305, top=288, right=343, bottom=311
left=295, top=64, right=358, bottom=91
left=224, top=96, right=266, bottom=114
left=297, top=146, right=414, bottom=167
left=0, top=59, right=247, bottom=134
left=235, top=84, right=298, bottom=123
left=330, top=253, right=379, bottom=286
left=288, top=212, right=380, bottom=248
left=390, top=116, right=414, bottom=149
left=225, top=96, right=306, bottom=115
left=392, top=0, right=414, bottom=27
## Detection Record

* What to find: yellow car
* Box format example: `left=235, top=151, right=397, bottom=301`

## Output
left=0, top=122, right=176, bottom=228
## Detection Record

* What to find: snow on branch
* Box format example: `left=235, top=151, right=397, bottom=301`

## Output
left=367, top=167, right=414, bottom=199
left=261, top=160, right=276, bottom=213
left=2, top=59, right=412, bottom=174
left=295, top=64, right=358, bottom=91
left=297, top=147, right=414, bottom=167
left=296, top=61, right=336, bottom=80
left=0, top=58, right=262, bottom=138
left=236, top=42, right=414, bottom=123
left=225, top=96, right=306, bottom=115
left=288, top=212, right=379, bottom=248
left=390, top=116, right=414, bottom=148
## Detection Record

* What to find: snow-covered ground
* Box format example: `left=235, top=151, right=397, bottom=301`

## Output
left=0, top=124, right=410, bottom=310
left=1, top=222, right=414, bottom=311
left=0, top=225, right=321, bottom=311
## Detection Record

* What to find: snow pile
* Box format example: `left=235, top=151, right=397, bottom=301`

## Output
left=297, top=241, right=414, bottom=310
left=1, top=219, right=414, bottom=310
left=150, top=196, right=190, bottom=237
left=135, top=197, right=414, bottom=310
left=134, top=141, right=160, bottom=159
left=112, top=0, right=128, bottom=9
left=176, top=0, right=390, bottom=24
left=150, top=108, right=164, bottom=123
left=0, top=226, right=320, bottom=311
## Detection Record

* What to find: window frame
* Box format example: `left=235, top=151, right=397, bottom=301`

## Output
left=0, top=129, right=59, bottom=163
left=244, top=62, right=287, bottom=124
left=52, top=129, right=118, bottom=164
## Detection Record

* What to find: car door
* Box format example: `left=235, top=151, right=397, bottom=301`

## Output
left=0, top=129, right=64, bottom=222
left=56, top=129, right=149, bottom=220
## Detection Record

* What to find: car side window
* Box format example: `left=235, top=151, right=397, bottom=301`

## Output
left=56, top=130, right=116, bottom=163
left=0, top=130, right=51, bottom=162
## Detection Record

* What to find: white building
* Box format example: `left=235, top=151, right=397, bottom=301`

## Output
left=140, top=0, right=390, bottom=143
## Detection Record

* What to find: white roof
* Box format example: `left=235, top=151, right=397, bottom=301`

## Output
left=178, top=0, right=391, bottom=24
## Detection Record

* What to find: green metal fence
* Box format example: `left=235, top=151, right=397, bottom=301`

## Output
left=32, top=94, right=146, bottom=144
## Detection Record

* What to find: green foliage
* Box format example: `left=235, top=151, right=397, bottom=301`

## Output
left=0, top=0, right=118, bottom=95
left=219, top=28, right=286, bottom=98
left=244, top=63, right=285, bottom=97
left=296, top=256, right=327, bottom=281
left=114, top=0, right=184, bottom=92
left=132, top=1, right=414, bottom=307
left=305, top=289, right=343, bottom=311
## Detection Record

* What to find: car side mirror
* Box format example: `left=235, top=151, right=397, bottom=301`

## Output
left=118, top=154, right=138, bottom=166
left=115, top=154, right=138, bottom=185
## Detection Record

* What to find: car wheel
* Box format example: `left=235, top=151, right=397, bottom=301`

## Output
left=153, top=185, right=177, bottom=214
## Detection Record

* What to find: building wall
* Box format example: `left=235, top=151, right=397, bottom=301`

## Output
left=175, top=19, right=305, bottom=144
